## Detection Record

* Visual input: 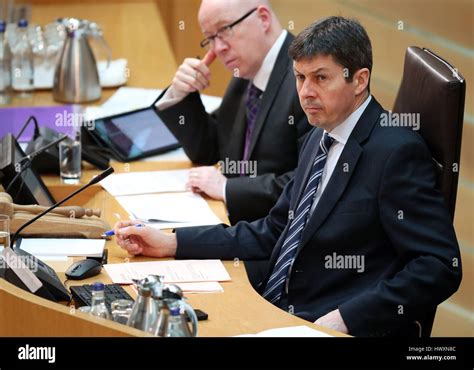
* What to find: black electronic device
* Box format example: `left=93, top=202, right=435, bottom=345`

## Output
left=25, top=126, right=110, bottom=174
left=0, top=167, right=114, bottom=302
left=2, top=244, right=71, bottom=301
left=192, top=309, right=208, bottom=321
left=70, top=283, right=134, bottom=310
left=83, top=106, right=180, bottom=162
left=65, top=259, right=102, bottom=280
left=0, top=133, right=56, bottom=206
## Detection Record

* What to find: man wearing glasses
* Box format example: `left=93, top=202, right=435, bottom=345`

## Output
left=155, top=0, right=310, bottom=226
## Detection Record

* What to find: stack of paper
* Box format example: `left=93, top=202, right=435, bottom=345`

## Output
left=100, top=169, right=189, bottom=196
left=16, top=238, right=105, bottom=261
left=104, top=259, right=230, bottom=293
left=100, top=169, right=222, bottom=229
left=235, top=326, right=334, bottom=337
left=115, top=192, right=222, bottom=229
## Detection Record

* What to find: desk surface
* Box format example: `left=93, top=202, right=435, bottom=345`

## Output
left=34, top=161, right=346, bottom=337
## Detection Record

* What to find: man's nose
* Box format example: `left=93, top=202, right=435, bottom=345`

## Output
left=299, top=79, right=316, bottom=100
left=213, top=37, right=229, bottom=54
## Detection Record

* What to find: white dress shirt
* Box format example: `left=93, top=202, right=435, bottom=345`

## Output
left=309, top=95, right=372, bottom=216
left=156, top=30, right=288, bottom=203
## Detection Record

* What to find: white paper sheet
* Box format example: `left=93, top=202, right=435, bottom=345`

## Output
left=104, top=259, right=231, bottom=285
left=116, top=192, right=222, bottom=229
left=235, top=326, right=333, bottom=337
left=85, top=87, right=222, bottom=120
left=35, top=255, right=69, bottom=262
left=18, top=238, right=105, bottom=257
left=174, top=282, right=224, bottom=294
left=100, top=169, right=189, bottom=196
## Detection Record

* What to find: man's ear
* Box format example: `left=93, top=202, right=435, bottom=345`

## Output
left=353, top=68, right=370, bottom=95
left=257, top=5, right=272, bottom=31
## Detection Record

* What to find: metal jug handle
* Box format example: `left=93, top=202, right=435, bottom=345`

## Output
left=180, top=300, right=198, bottom=337
left=87, top=22, right=112, bottom=68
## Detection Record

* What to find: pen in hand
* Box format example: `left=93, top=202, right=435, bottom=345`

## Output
left=101, top=223, right=145, bottom=238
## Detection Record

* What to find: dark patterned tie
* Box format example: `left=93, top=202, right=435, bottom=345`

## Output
left=242, top=83, right=262, bottom=163
left=262, top=132, right=336, bottom=304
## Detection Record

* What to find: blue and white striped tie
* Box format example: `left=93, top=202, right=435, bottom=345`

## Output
left=262, top=132, right=335, bottom=305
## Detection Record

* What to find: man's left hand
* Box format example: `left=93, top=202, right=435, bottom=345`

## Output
left=186, top=166, right=227, bottom=201
left=314, top=309, right=349, bottom=334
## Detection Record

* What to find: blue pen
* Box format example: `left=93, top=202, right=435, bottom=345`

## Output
left=101, top=223, right=145, bottom=238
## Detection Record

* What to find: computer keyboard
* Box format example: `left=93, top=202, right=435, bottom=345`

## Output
left=70, top=284, right=134, bottom=310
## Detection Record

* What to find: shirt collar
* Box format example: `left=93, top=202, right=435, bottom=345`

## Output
left=327, top=95, right=372, bottom=145
left=252, top=30, right=288, bottom=92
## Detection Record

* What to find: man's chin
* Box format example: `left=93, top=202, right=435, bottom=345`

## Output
left=307, top=116, right=324, bottom=127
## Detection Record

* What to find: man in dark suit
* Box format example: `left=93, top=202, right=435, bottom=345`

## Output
left=116, top=16, right=462, bottom=336
left=155, top=0, right=310, bottom=224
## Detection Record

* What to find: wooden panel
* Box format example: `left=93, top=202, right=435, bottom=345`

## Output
left=459, top=124, right=474, bottom=184
left=0, top=279, right=151, bottom=336
left=432, top=302, right=474, bottom=337
left=454, top=185, right=474, bottom=247
left=156, top=0, right=230, bottom=97
left=445, top=250, right=474, bottom=311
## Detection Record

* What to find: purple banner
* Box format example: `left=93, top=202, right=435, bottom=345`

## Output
left=0, top=105, right=81, bottom=142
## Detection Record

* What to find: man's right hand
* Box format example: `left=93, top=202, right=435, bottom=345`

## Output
left=114, top=220, right=178, bottom=258
left=169, top=50, right=216, bottom=100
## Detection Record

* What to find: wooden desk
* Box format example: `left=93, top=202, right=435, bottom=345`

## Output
left=0, top=161, right=347, bottom=337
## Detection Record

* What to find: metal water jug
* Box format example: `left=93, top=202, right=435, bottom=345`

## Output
left=152, top=284, right=198, bottom=337
left=126, top=276, right=159, bottom=333
left=53, top=18, right=110, bottom=103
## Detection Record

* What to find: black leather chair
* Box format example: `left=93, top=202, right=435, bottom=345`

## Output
left=393, top=46, right=466, bottom=336
left=394, top=46, right=466, bottom=220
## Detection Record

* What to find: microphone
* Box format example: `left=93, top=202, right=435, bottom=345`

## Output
left=20, top=134, right=68, bottom=163
left=5, top=135, right=68, bottom=194
left=10, top=166, right=114, bottom=248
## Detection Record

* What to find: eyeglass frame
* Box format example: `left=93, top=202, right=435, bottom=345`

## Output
left=199, top=7, right=258, bottom=49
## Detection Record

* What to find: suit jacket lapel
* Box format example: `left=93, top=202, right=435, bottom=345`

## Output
left=292, top=129, right=323, bottom=208
left=297, top=98, right=385, bottom=251
left=299, top=139, right=362, bottom=248
left=246, top=33, right=293, bottom=159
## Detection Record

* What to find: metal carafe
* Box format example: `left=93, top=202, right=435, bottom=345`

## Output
left=152, top=284, right=198, bottom=337
left=126, top=276, right=159, bottom=333
left=52, top=18, right=111, bottom=103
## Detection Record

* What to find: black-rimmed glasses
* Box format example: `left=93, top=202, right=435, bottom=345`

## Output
left=200, top=7, right=258, bottom=50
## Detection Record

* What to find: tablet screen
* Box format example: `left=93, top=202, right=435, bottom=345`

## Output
left=93, top=108, right=179, bottom=160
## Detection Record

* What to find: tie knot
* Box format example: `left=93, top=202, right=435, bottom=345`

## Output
left=321, top=133, right=335, bottom=152
left=247, top=83, right=262, bottom=101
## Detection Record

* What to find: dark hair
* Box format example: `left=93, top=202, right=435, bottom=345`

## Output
left=289, top=16, right=372, bottom=86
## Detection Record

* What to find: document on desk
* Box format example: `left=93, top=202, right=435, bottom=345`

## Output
left=115, top=192, right=222, bottom=229
left=235, top=326, right=334, bottom=337
left=85, top=87, right=222, bottom=120
left=175, top=282, right=224, bottom=293
left=104, top=259, right=231, bottom=285
left=17, top=238, right=105, bottom=258
left=100, top=169, right=189, bottom=196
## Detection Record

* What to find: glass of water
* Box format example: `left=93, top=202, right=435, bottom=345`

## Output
left=59, top=129, right=81, bottom=184
left=0, top=214, right=10, bottom=250
left=111, top=299, right=134, bottom=325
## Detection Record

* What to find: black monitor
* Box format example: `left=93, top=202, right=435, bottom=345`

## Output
left=0, top=133, right=55, bottom=206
